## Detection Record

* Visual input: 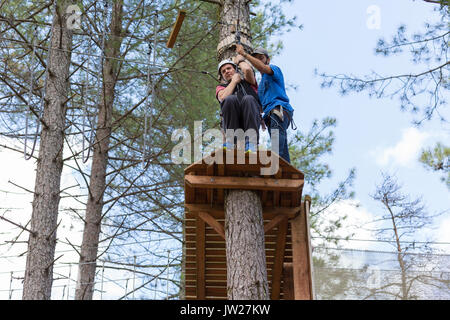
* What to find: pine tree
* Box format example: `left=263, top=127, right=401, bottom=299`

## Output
left=218, top=0, right=269, bottom=300
left=22, top=0, right=73, bottom=300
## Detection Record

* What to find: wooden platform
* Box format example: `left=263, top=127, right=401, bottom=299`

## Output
left=184, top=149, right=313, bottom=300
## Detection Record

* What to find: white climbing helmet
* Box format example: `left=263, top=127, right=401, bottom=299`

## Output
left=217, top=59, right=237, bottom=76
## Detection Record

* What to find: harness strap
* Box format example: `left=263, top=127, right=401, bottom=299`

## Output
left=270, top=106, right=297, bottom=130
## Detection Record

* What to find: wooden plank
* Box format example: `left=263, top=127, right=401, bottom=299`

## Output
left=184, top=149, right=305, bottom=177
left=185, top=204, right=301, bottom=219
left=217, top=164, right=225, bottom=204
left=186, top=273, right=227, bottom=281
left=195, top=187, right=207, bottom=204
left=264, top=214, right=286, bottom=233
left=186, top=286, right=227, bottom=298
left=291, top=174, right=300, bottom=207
left=198, top=211, right=225, bottom=239
left=196, top=217, right=206, bottom=299
left=186, top=227, right=290, bottom=240
left=270, top=217, right=288, bottom=300
left=273, top=168, right=282, bottom=207
left=206, top=164, right=214, bottom=205
left=304, top=197, right=314, bottom=299
left=291, top=200, right=313, bottom=300
left=280, top=193, right=291, bottom=207
left=185, top=175, right=304, bottom=192
left=261, top=173, right=270, bottom=206
left=166, top=10, right=186, bottom=48
left=185, top=172, right=195, bottom=204
left=282, top=263, right=294, bottom=300
left=186, top=254, right=282, bottom=265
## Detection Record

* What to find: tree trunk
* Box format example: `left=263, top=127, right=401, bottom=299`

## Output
left=218, top=0, right=268, bottom=300
left=225, top=190, right=269, bottom=299
left=218, top=0, right=252, bottom=60
left=23, top=1, right=73, bottom=300
left=75, top=0, right=124, bottom=300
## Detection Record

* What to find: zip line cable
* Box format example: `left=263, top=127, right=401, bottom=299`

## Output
left=142, top=11, right=158, bottom=169
left=81, top=40, right=93, bottom=163
left=0, top=36, right=219, bottom=77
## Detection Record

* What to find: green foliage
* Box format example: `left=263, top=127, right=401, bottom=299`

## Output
left=250, top=0, right=302, bottom=57
left=419, top=142, right=450, bottom=188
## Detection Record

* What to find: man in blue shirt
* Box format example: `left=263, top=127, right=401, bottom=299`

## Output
left=236, top=45, right=294, bottom=163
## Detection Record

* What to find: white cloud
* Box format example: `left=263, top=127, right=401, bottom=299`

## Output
left=375, top=127, right=430, bottom=167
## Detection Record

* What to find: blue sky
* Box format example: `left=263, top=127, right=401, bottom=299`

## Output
left=269, top=0, right=449, bottom=250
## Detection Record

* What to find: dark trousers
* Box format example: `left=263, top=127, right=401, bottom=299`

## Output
left=264, top=110, right=292, bottom=163
left=221, top=95, right=260, bottom=145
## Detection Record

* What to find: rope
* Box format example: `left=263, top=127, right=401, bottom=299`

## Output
left=84, top=0, right=109, bottom=163
left=142, top=10, right=158, bottom=169
left=81, top=40, right=93, bottom=163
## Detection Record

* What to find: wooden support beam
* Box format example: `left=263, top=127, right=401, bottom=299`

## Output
left=206, top=164, right=214, bottom=205
left=185, top=175, right=304, bottom=192
left=291, top=199, right=314, bottom=300
left=185, top=203, right=301, bottom=219
left=291, top=174, right=300, bottom=207
left=196, top=217, right=206, bottom=299
left=217, top=164, right=225, bottom=204
left=270, top=216, right=288, bottom=300
left=185, top=172, right=195, bottom=204
left=261, top=170, right=271, bottom=206
left=282, top=263, right=295, bottom=300
left=273, top=168, right=282, bottom=207
left=166, top=10, right=186, bottom=48
left=264, top=214, right=286, bottom=233
left=198, top=211, right=225, bottom=239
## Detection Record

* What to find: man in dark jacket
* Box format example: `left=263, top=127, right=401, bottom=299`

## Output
left=216, top=56, right=262, bottom=153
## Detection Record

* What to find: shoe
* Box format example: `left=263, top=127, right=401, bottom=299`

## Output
left=245, top=142, right=257, bottom=153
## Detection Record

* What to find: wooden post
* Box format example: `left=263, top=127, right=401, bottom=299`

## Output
left=291, top=197, right=314, bottom=300
left=166, top=10, right=186, bottom=48
left=270, top=216, right=288, bottom=299
left=282, top=263, right=294, bottom=300
left=196, top=217, right=206, bottom=299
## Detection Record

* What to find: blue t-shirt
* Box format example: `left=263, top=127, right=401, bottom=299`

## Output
left=258, top=64, right=293, bottom=118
